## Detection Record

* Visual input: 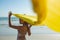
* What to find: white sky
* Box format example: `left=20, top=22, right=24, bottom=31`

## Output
left=0, top=0, right=35, bottom=17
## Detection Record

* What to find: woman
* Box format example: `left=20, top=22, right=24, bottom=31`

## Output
left=8, top=12, right=32, bottom=40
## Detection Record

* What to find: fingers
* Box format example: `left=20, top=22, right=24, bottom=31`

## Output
left=9, top=11, right=12, bottom=16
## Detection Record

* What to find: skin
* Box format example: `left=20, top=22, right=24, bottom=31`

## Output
left=8, top=12, right=32, bottom=40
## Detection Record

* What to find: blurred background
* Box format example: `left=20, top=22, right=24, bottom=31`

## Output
left=0, top=0, right=60, bottom=40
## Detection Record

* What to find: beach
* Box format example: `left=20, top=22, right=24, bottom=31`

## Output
left=0, top=34, right=60, bottom=40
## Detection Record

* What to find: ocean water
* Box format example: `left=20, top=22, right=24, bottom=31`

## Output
left=0, top=17, right=59, bottom=36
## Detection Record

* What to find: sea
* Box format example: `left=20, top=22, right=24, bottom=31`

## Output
left=0, top=17, right=59, bottom=36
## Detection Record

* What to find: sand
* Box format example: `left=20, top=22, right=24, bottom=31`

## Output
left=0, top=34, right=60, bottom=40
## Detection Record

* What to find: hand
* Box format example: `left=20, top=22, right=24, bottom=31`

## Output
left=28, top=29, right=31, bottom=36
left=28, top=32, right=31, bottom=36
left=9, top=11, right=12, bottom=16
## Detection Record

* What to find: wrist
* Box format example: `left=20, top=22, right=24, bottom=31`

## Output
left=9, top=15, right=11, bottom=17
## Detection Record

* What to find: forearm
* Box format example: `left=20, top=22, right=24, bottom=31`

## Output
left=9, top=14, right=12, bottom=27
left=9, top=16, right=15, bottom=28
left=27, top=24, right=32, bottom=36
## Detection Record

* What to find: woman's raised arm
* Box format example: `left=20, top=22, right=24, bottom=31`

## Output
left=8, top=11, right=22, bottom=29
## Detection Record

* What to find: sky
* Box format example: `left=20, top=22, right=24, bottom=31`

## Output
left=0, top=0, right=35, bottom=17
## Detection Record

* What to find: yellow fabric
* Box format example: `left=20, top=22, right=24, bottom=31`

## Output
left=13, top=14, right=37, bottom=25
left=32, top=0, right=60, bottom=32
left=32, top=0, right=46, bottom=24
